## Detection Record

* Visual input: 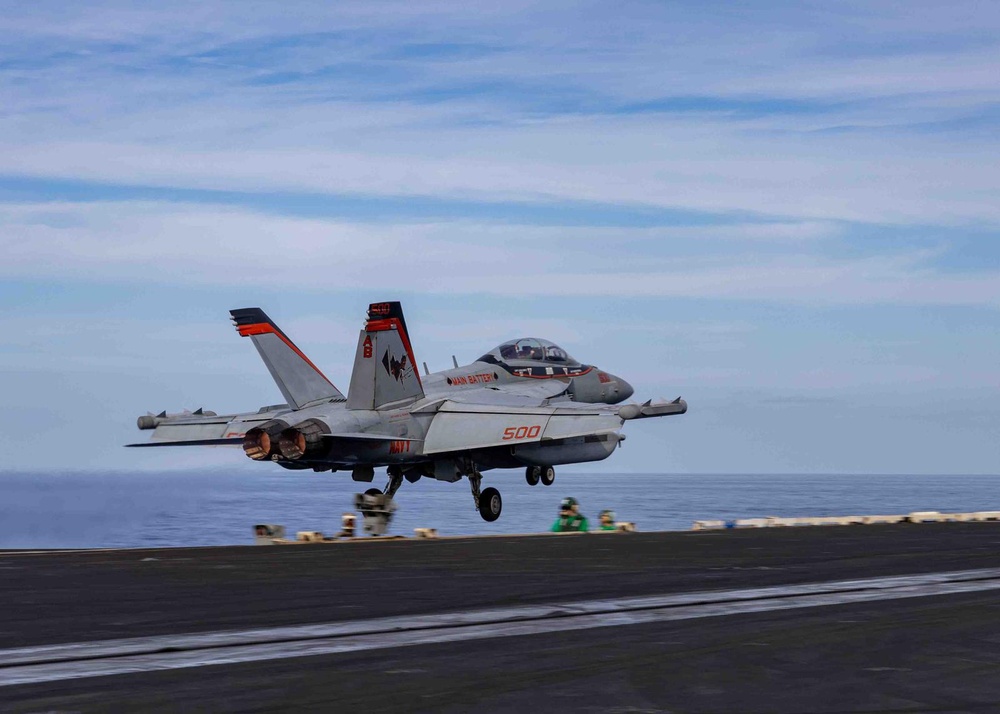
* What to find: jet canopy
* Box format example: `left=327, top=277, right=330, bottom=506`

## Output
left=479, top=338, right=579, bottom=365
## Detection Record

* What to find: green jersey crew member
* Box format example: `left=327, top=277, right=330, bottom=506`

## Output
left=552, top=497, right=588, bottom=532
left=597, top=509, right=617, bottom=531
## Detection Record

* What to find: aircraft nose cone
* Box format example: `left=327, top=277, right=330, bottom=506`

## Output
left=615, top=376, right=634, bottom=402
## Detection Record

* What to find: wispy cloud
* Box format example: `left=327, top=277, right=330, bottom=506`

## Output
left=1, top=1, right=998, bottom=473
left=1, top=2, right=998, bottom=227
left=1, top=201, right=997, bottom=308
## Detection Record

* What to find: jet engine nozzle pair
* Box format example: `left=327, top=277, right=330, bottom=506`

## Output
left=242, top=418, right=329, bottom=461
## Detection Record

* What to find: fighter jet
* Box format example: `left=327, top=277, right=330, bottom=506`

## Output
left=128, top=301, right=686, bottom=522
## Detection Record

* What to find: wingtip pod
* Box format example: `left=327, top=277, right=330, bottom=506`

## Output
left=618, top=397, right=687, bottom=420
left=136, top=409, right=219, bottom=430
left=618, top=404, right=641, bottom=420
left=643, top=397, right=687, bottom=417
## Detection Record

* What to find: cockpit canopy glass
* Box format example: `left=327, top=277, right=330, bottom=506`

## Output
left=479, top=338, right=578, bottom=365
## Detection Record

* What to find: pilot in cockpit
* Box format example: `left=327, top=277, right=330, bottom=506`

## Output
left=493, top=339, right=574, bottom=364
left=546, top=346, right=567, bottom=363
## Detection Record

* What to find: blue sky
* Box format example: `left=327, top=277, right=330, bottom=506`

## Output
left=0, top=1, right=997, bottom=474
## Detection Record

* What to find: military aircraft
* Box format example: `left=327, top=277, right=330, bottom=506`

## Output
left=128, top=301, right=686, bottom=522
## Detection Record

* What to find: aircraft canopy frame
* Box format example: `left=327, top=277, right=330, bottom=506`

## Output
left=479, top=338, right=579, bottom=365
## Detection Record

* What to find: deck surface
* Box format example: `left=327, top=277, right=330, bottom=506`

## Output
left=3, top=523, right=1000, bottom=712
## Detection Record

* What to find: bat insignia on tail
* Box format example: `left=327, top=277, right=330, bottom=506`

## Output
left=382, top=350, right=410, bottom=382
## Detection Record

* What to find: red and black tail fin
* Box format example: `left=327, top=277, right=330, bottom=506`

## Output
left=230, top=308, right=345, bottom=410
left=346, top=301, right=424, bottom=410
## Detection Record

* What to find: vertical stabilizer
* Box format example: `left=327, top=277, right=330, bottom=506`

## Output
left=230, top=308, right=345, bottom=410
left=347, top=301, right=424, bottom=410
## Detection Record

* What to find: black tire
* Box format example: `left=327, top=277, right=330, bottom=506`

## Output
left=525, top=466, right=540, bottom=486
left=540, top=466, right=555, bottom=486
left=361, top=487, right=383, bottom=517
left=479, top=487, right=502, bottom=522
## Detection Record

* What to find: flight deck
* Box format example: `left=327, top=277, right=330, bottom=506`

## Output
left=2, top=523, right=1000, bottom=712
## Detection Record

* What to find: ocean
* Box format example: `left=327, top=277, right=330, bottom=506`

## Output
left=1, top=471, right=997, bottom=549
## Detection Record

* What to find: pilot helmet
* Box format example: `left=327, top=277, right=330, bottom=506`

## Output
left=560, top=497, right=578, bottom=512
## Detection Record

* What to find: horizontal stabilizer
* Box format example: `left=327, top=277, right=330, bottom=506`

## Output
left=126, top=438, right=243, bottom=448
left=231, top=307, right=345, bottom=410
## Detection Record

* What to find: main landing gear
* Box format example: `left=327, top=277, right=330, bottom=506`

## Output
left=525, top=466, right=555, bottom=487
left=469, top=471, right=502, bottom=522
left=356, top=468, right=405, bottom=536
left=360, top=468, right=403, bottom=516
left=383, top=468, right=404, bottom=500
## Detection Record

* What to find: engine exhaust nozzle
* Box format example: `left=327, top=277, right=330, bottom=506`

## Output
left=242, top=419, right=289, bottom=461
left=277, top=418, right=330, bottom=460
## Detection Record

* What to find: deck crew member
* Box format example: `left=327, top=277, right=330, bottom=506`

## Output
left=552, top=497, right=589, bottom=532
left=597, top=509, right=617, bottom=531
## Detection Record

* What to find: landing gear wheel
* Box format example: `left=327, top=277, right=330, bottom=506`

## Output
left=479, top=487, right=502, bottom=522
left=361, top=487, right=384, bottom=518
left=540, top=466, right=555, bottom=486
left=525, top=466, right=541, bottom=486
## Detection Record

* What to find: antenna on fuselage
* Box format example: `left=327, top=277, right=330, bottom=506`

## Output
left=452, top=355, right=459, bottom=368
left=423, top=361, right=429, bottom=376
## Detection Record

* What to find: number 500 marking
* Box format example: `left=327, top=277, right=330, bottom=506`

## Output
left=502, top=425, right=541, bottom=440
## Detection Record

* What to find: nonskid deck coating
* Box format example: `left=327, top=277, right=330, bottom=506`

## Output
left=2, top=522, right=1000, bottom=649
left=5, top=567, right=1000, bottom=688
left=4, top=524, right=1000, bottom=711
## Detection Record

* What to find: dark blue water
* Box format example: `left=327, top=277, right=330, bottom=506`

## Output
left=0, top=471, right=996, bottom=549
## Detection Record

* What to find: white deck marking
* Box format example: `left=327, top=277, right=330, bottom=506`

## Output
left=2, top=568, right=1000, bottom=687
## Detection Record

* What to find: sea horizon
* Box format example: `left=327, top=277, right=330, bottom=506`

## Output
left=1, top=470, right=997, bottom=549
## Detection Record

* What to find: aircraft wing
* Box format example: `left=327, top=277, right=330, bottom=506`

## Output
left=126, top=437, right=243, bottom=448
left=125, top=408, right=289, bottom=448
left=126, top=409, right=427, bottom=449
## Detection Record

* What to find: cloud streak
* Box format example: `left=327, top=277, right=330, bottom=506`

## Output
left=1, top=1, right=998, bottom=473
left=1, top=2, right=998, bottom=227
left=1, top=201, right=997, bottom=308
